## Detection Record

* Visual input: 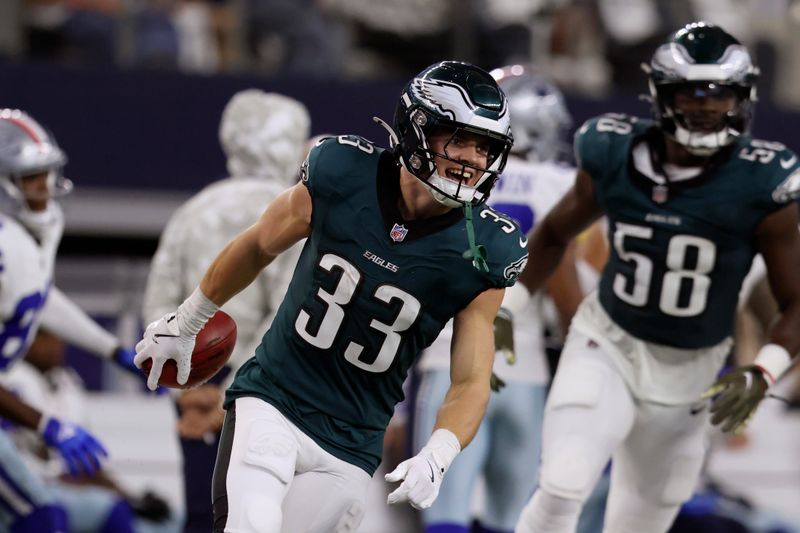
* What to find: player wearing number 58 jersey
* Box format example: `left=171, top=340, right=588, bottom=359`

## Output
left=133, top=61, right=528, bottom=533
left=512, top=22, right=800, bottom=533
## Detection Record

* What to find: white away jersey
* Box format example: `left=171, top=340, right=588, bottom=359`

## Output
left=0, top=210, right=62, bottom=370
left=418, top=157, right=575, bottom=384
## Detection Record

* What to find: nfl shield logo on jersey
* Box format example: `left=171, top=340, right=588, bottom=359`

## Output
left=390, top=223, right=408, bottom=242
left=652, top=184, right=668, bottom=204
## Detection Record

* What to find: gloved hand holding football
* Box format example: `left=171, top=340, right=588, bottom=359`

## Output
left=136, top=310, right=236, bottom=390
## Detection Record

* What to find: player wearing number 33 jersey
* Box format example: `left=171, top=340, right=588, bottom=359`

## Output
left=513, top=22, right=800, bottom=533
left=132, top=62, right=527, bottom=533
left=227, top=134, right=526, bottom=474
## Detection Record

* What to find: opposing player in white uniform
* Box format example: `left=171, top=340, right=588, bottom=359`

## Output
left=412, top=66, right=583, bottom=533
left=0, top=329, right=181, bottom=533
left=142, top=90, right=310, bottom=532
left=0, top=109, right=148, bottom=532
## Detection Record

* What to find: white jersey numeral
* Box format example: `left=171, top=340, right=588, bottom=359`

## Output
left=0, top=292, right=46, bottom=360
left=295, top=253, right=421, bottom=372
left=596, top=116, right=633, bottom=135
left=612, top=223, right=653, bottom=307
left=479, top=208, right=517, bottom=234
left=295, top=254, right=359, bottom=350
left=660, top=235, right=716, bottom=316
left=612, top=222, right=715, bottom=317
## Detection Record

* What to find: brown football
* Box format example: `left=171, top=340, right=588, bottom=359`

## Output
left=142, top=310, right=236, bottom=389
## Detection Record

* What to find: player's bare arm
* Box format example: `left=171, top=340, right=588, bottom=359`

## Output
left=200, top=182, right=312, bottom=306
left=0, top=385, right=43, bottom=430
left=386, top=286, right=504, bottom=510
left=706, top=203, right=800, bottom=433
left=518, top=169, right=603, bottom=295
left=135, top=182, right=312, bottom=389
left=437, top=286, right=505, bottom=447
left=755, top=203, right=800, bottom=357
left=545, top=241, right=584, bottom=335
left=576, top=220, right=609, bottom=274
left=0, top=384, right=107, bottom=476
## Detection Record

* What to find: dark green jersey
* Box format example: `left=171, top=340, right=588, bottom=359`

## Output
left=576, top=113, right=800, bottom=348
left=226, top=136, right=528, bottom=474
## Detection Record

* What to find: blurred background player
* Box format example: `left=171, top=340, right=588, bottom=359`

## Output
left=141, top=89, right=310, bottom=533
left=1, top=328, right=179, bottom=533
left=411, top=64, right=583, bottom=533
left=509, top=22, right=800, bottom=533
left=0, top=108, right=151, bottom=532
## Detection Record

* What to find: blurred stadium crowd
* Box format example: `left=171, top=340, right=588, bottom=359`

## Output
left=2, top=0, right=800, bottom=106
left=1, top=1, right=800, bottom=533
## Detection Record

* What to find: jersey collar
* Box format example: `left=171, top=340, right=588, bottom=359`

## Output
left=376, top=151, right=464, bottom=242
left=627, top=127, right=735, bottom=204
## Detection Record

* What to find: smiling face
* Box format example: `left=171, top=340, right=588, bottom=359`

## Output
left=427, top=127, right=491, bottom=187
left=396, top=126, right=501, bottom=219
left=671, top=82, right=739, bottom=134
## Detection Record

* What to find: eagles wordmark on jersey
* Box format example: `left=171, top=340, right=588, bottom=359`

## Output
left=226, top=136, right=528, bottom=474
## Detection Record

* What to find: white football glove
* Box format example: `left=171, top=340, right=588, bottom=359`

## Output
left=134, top=312, right=196, bottom=391
left=134, top=288, right=219, bottom=391
left=385, top=429, right=460, bottom=510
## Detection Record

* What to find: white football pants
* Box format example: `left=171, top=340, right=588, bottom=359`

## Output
left=516, top=329, right=711, bottom=533
left=212, top=397, right=371, bottom=533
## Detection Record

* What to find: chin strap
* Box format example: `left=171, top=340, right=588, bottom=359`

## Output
left=373, top=116, right=400, bottom=149
left=462, top=203, right=489, bottom=273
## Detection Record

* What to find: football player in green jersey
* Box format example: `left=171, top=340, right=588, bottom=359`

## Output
left=507, top=22, right=800, bottom=533
left=133, top=61, right=528, bottom=533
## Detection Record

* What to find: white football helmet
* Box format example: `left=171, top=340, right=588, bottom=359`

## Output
left=0, top=109, right=72, bottom=236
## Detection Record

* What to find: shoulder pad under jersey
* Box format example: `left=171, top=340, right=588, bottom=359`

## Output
left=301, top=135, right=382, bottom=201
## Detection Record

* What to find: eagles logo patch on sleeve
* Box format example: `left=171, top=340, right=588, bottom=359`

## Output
left=772, top=168, right=800, bottom=204
left=503, top=254, right=528, bottom=281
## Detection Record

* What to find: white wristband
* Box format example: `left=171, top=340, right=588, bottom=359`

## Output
left=754, top=343, right=793, bottom=384
left=500, top=283, right=531, bottom=317
left=423, top=429, right=461, bottom=474
left=177, top=288, right=219, bottom=336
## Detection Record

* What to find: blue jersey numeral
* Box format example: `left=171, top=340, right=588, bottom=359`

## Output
left=0, top=291, right=47, bottom=367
